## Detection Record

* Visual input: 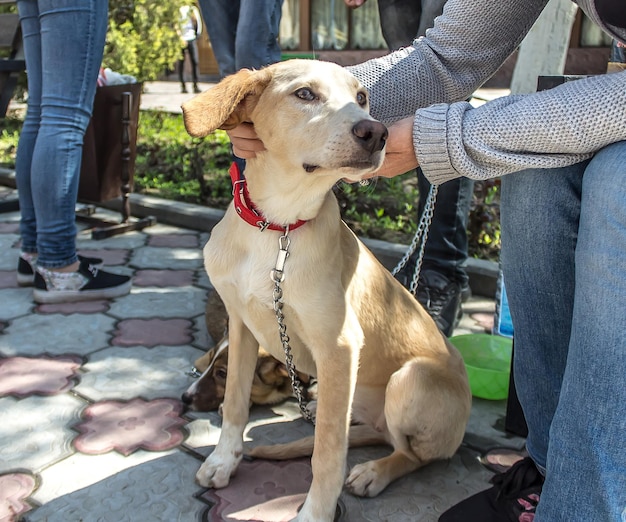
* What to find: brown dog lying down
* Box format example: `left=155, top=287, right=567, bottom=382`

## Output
left=182, top=59, right=471, bottom=522
left=182, top=334, right=313, bottom=412
left=183, top=288, right=313, bottom=412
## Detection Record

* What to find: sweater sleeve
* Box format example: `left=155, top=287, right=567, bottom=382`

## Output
left=415, top=72, right=626, bottom=183
left=348, top=0, right=549, bottom=122
left=349, top=0, right=626, bottom=184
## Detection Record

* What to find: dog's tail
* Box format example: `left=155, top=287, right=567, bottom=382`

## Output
left=246, top=424, right=387, bottom=460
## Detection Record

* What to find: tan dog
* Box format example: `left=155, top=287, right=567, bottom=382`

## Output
left=182, top=59, right=471, bottom=522
left=182, top=335, right=313, bottom=412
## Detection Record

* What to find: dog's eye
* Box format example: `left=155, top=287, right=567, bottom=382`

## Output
left=216, top=368, right=227, bottom=380
left=356, top=91, right=367, bottom=107
left=294, top=87, right=317, bottom=101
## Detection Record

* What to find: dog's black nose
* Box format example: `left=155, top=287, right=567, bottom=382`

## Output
left=352, top=119, right=388, bottom=153
left=181, top=392, right=192, bottom=404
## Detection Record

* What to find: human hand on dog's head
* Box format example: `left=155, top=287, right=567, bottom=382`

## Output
left=226, top=122, right=266, bottom=159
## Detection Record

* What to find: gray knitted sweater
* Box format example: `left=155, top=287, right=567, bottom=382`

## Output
left=348, top=0, right=626, bottom=184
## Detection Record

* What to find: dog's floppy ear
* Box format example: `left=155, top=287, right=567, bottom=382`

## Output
left=182, top=67, right=273, bottom=136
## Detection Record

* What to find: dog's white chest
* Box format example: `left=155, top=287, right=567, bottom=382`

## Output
left=203, top=219, right=284, bottom=307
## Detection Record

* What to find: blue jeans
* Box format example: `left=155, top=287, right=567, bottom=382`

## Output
left=198, top=0, right=283, bottom=78
left=15, top=0, right=107, bottom=269
left=500, top=142, right=626, bottom=521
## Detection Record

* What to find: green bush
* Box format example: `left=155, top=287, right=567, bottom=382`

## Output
left=134, top=111, right=233, bottom=205
left=105, top=0, right=182, bottom=82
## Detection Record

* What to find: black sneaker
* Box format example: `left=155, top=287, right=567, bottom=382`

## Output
left=439, top=457, right=544, bottom=522
left=33, top=259, right=131, bottom=304
left=416, top=269, right=463, bottom=337
left=17, top=253, right=103, bottom=287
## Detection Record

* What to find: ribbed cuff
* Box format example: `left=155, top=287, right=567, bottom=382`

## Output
left=413, top=104, right=460, bottom=185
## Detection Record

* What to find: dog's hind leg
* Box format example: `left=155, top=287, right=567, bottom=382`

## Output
left=347, top=357, right=469, bottom=497
left=196, top=318, right=259, bottom=489
left=247, top=423, right=386, bottom=460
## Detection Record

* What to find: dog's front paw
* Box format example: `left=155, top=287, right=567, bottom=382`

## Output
left=195, top=450, right=242, bottom=488
left=345, top=461, right=386, bottom=497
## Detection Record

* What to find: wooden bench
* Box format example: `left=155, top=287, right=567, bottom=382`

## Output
left=0, top=4, right=26, bottom=118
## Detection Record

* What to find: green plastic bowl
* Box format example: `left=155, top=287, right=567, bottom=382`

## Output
left=449, top=334, right=513, bottom=400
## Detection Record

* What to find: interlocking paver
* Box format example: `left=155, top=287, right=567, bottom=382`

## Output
left=0, top=472, right=37, bottom=521
left=0, top=354, right=82, bottom=397
left=73, top=398, right=187, bottom=455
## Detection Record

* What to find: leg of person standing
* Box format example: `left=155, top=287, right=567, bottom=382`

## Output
left=199, top=0, right=283, bottom=173
left=234, top=0, right=283, bottom=71
left=500, top=144, right=626, bottom=521
left=376, top=0, right=423, bottom=50
left=188, top=39, right=200, bottom=92
left=15, top=0, right=131, bottom=303
left=198, top=0, right=238, bottom=78
left=178, top=46, right=188, bottom=92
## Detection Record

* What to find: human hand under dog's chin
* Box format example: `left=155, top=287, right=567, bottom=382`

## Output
left=367, top=116, right=419, bottom=179
left=226, top=122, right=266, bottom=159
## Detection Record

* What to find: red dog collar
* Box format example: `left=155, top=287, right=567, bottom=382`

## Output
left=229, top=163, right=307, bottom=232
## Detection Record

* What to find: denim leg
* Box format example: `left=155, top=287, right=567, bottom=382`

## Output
left=199, top=0, right=238, bottom=77
left=538, top=142, right=626, bottom=521
left=417, top=170, right=473, bottom=284
left=235, top=0, right=283, bottom=71
left=15, top=0, right=41, bottom=253
left=500, top=165, right=581, bottom=472
left=16, top=0, right=107, bottom=268
left=501, top=146, right=626, bottom=521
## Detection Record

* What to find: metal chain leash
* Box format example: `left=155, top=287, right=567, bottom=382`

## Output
left=268, top=183, right=438, bottom=424
left=391, top=184, right=439, bottom=295
left=270, top=229, right=315, bottom=424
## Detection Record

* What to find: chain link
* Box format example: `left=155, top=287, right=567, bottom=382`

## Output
left=391, top=184, right=438, bottom=295
left=270, top=230, right=315, bottom=424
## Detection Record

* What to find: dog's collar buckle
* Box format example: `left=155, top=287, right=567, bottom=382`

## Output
left=229, top=163, right=307, bottom=233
